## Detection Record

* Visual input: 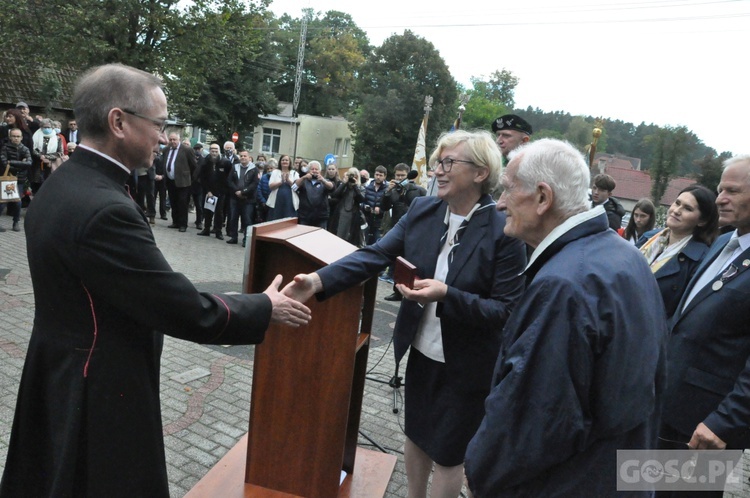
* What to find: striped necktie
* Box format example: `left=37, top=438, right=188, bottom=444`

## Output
left=440, top=202, right=493, bottom=265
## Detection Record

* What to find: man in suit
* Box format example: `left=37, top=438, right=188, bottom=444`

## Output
left=0, top=63, right=311, bottom=498
left=65, top=119, right=81, bottom=144
left=163, top=131, right=196, bottom=232
left=658, top=154, right=750, bottom=495
left=464, top=139, right=666, bottom=496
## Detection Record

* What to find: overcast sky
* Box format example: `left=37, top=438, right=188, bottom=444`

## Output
left=268, top=0, right=748, bottom=156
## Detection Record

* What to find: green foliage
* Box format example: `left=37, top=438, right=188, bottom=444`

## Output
left=39, top=75, right=62, bottom=115
left=164, top=1, right=278, bottom=140
left=0, top=0, right=278, bottom=140
left=351, top=30, right=457, bottom=167
left=270, top=10, right=370, bottom=117
left=470, top=69, right=518, bottom=108
left=648, top=126, right=693, bottom=202
left=693, top=151, right=732, bottom=193
left=460, top=69, right=518, bottom=131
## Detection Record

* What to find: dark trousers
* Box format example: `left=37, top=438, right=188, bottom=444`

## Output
left=228, top=197, right=254, bottom=239
left=364, top=214, right=383, bottom=245
left=134, top=175, right=155, bottom=217
left=166, top=179, right=190, bottom=228
left=204, top=194, right=227, bottom=234
left=190, top=182, right=203, bottom=226
left=154, top=179, right=167, bottom=218
left=0, top=200, right=21, bottom=223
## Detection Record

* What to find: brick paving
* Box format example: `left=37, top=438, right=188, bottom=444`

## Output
left=0, top=211, right=412, bottom=497
left=1, top=210, right=749, bottom=497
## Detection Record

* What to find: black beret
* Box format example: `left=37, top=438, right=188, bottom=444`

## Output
left=491, top=114, right=533, bottom=135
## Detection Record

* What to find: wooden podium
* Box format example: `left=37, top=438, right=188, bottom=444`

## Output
left=187, top=219, right=396, bottom=498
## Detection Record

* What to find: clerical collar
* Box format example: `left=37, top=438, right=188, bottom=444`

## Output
left=76, top=144, right=130, bottom=175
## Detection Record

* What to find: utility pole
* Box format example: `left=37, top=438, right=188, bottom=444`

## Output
left=292, top=10, right=311, bottom=160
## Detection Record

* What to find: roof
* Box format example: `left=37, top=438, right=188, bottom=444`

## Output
left=0, top=63, right=79, bottom=111
left=594, top=152, right=641, bottom=171
left=606, top=165, right=696, bottom=206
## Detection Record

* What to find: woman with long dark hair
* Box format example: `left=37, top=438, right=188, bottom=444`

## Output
left=640, top=185, right=719, bottom=318
left=3, top=109, right=33, bottom=151
left=619, top=198, right=656, bottom=245
left=266, top=154, right=298, bottom=220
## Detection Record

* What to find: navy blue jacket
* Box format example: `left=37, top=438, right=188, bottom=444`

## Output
left=361, top=180, right=386, bottom=219
left=652, top=236, right=709, bottom=319
left=465, top=211, right=666, bottom=497
left=662, top=232, right=750, bottom=448
left=317, top=195, right=526, bottom=386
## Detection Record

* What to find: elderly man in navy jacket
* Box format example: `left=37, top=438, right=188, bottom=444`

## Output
left=464, top=139, right=667, bottom=497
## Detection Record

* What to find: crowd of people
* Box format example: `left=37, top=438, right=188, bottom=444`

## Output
left=0, top=103, right=79, bottom=232
left=3, top=65, right=750, bottom=498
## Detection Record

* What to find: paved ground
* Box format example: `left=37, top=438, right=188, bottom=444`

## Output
left=1, top=210, right=749, bottom=497
left=0, top=211, right=415, bottom=497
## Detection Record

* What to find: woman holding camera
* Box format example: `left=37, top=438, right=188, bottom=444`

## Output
left=328, top=167, right=365, bottom=246
left=283, top=130, right=526, bottom=498
left=294, top=160, right=334, bottom=229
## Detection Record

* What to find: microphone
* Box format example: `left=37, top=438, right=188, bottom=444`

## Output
left=407, top=170, right=419, bottom=180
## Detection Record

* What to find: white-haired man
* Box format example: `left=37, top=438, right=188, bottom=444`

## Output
left=464, top=139, right=667, bottom=496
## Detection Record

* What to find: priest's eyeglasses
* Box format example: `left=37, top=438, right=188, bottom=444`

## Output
left=122, top=109, right=168, bottom=133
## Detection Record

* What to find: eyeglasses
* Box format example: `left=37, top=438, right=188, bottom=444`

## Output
left=433, top=157, right=476, bottom=173
left=122, top=109, right=168, bottom=133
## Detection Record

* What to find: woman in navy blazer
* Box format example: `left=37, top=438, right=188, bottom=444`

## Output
left=283, top=130, right=526, bottom=497
left=640, top=185, right=718, bottom=318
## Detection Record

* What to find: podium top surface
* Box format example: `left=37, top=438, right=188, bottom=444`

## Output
left=254, top=219, right=357, bottom=266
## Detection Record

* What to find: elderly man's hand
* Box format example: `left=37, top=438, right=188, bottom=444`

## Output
left=263, top=275, right=311, bottom=327
left=688, top=422, right=727, bottom=450
left=281, top=273, right=321, bottom=304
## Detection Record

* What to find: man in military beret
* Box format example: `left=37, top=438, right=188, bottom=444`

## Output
left=492, top=114, right=533, bottom=160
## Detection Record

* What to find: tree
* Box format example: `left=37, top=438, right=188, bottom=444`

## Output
left=648, top=126, right=693, bottom=202
left=470, top=69, right=518, bottom=108
left=164, top=2, right=279, bottom=139
left=693, top=152, right=732, bottom=193
left=0, top=0, right=277, bottom=139
left=270, top=10, right=370, bottom=117
left=352, top=30, right=457, bottom=168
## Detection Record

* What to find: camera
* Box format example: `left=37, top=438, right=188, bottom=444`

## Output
left=348, top=175, right=357, bottom=183
left=312, top=173, right=319, bottom=179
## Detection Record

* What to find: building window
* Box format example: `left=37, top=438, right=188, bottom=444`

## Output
left=262, top=128, right=281, bottom=154
left=333, top=138, right=342, bottom=156
left=343, top=139, right=350, bottom=157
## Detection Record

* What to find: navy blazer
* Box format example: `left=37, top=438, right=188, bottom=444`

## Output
left=317, top=195, right=526, bottom=389
left=662, top=232, right=750, bottom=447
left=652, top=237, right=709, bottom=319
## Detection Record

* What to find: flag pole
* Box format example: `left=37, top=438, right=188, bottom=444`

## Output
left=411, top=95, right=433, bottom=189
